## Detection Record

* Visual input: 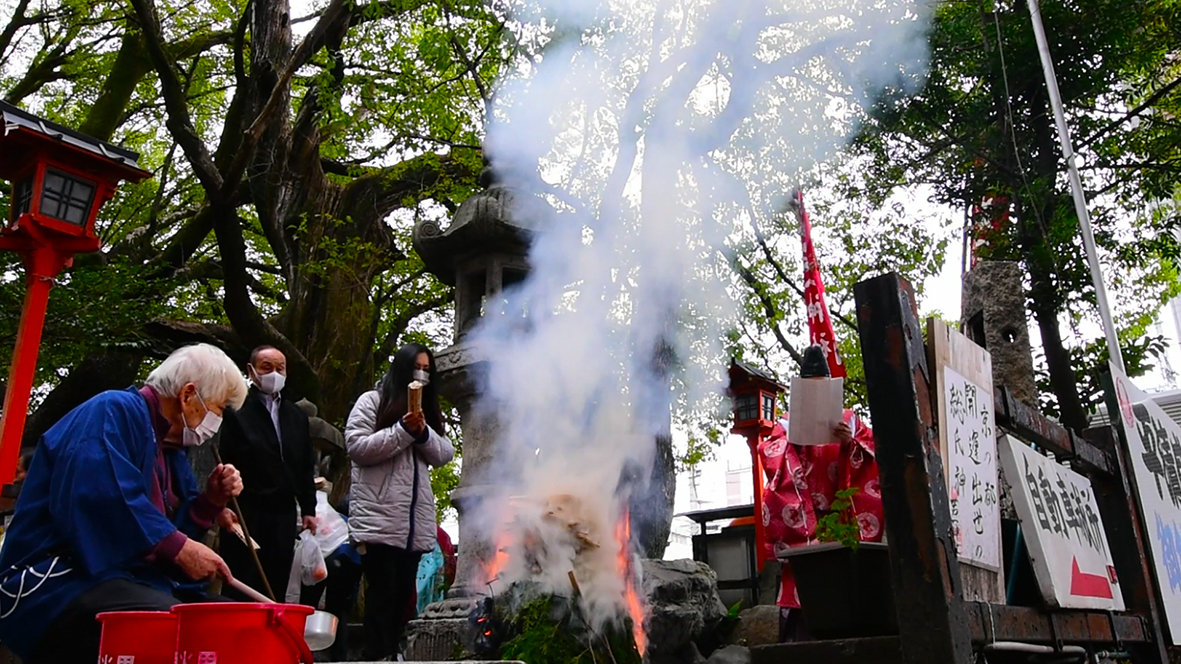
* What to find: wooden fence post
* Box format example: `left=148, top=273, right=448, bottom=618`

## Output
left=854, top=272, right=974, bottom=664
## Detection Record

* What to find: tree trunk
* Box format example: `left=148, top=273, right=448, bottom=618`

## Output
left=1023, top=81, right=1090, bottom=431
left=21, top=348, right=146, bottom=448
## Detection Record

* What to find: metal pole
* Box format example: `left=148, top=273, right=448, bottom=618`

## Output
left=1026, top=0, right=1125, bottom=373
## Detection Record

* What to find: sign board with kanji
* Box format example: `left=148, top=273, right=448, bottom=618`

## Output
left=1110, top=363, right=1181, bottom=642
left=928, top=318, right=1005, bottom=603
left=998, top=434, right=1123, bottom=609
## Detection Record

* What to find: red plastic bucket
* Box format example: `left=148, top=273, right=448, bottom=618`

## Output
left=172, top=603, right=313, bottom=664
left=97, top=610, right=178, bottom=664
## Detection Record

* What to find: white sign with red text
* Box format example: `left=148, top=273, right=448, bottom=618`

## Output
left=998, top=434, right=1123, bottom=610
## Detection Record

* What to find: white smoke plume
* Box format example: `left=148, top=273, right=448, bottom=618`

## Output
left=460, top=0, right=934, bottom=640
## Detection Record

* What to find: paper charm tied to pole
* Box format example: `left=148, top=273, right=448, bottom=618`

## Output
left=1110, top=363, right=1181, bottom=643
left=787, top=376, right=844, bottom=446
left=998, top=434, right=1123, bottom=610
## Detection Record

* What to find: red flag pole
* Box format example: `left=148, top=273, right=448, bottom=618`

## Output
left=797, top=190, right=846, bottom=378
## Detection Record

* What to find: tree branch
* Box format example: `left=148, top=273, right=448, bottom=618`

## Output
left=728, top=251, right=803, bottom=364
left=128, top=0, right=225, bottom=198
left=0, top=0, right=33, bottom=64
left=1079, top=73, right=1181, bottom=150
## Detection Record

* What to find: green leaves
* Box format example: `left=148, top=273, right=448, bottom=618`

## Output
left=849, top=0, right=1181, bottom=421
left=816, top=487, right=861, bottom=550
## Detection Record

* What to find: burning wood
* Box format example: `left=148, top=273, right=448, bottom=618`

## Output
left=478, top=492, right=648, bottom=659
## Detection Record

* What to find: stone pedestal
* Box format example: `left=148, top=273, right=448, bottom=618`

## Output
left=405, top=342, right=502, bottom=660
left=404, top=597, right=481, bottom=660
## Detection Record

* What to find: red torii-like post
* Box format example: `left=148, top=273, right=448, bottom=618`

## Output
left=0, top=101, right=150, bottom=485
left=727, top=358, right=786, bottom=571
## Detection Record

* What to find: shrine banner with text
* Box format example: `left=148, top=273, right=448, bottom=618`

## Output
left=1111, top=363, right=1181, bottom=642
left=798, top=191, right=845, bottom=378
left=998, top=434, right=1123, bottom=610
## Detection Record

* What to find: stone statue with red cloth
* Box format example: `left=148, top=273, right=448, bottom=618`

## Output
left=757, top=345, right=885, bottom=641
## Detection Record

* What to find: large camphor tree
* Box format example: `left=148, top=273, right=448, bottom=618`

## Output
left=0, top=0, right=514, bottom=436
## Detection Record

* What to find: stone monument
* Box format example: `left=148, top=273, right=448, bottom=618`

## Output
left=961, top=259, right=1038, bottom=520
left=961, top=260, right=1039, bottom=406
left=403, top=163, right=541, bottom=660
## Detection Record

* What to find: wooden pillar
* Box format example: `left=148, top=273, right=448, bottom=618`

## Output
left=854, top=273, right=973, bottom=664
left=748, top=436, right=769, bottom=570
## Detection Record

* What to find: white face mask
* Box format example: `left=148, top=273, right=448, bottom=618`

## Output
left=251, top=366, right=286, bottom=395
left=183, top=392, right=223, bottom=447
left=412, top=369, right=431, bottom=385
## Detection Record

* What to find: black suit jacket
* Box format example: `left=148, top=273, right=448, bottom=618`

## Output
left=219, top=386, right=316, bottom=517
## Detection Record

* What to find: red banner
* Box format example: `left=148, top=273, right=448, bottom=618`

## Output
left=798, top=190, right=846, bottom=379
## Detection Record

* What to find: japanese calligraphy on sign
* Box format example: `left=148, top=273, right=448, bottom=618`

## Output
left=998, top=434, right=1123, bottom=609
left=942, top=365, right=1001, bottom=570
left=1111, top=364, right=1181, bottom=642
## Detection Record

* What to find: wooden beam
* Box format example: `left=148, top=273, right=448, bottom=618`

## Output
left=853, top=273, right=973, bottom=664
left=751, top=637, right=903, bottom=664
left=966, top=602, right=1148, bottom=645
left=993, top=385, right=1114, bottom=475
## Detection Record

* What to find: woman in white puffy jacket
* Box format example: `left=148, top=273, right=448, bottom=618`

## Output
left=345, top=343, right=454, bottom=661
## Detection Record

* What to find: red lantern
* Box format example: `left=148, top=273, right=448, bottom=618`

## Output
left=0, top=101, right=151, bottom=484
left=727, top=359, right=786, bottom=569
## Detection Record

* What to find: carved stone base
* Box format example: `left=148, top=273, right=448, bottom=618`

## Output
left=404, top=597, right=481, bottom=661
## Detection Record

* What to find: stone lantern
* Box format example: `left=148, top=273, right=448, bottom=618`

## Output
left=727, top=359, right=785, bottom=570
left=404, top=162, right=542, bottom=659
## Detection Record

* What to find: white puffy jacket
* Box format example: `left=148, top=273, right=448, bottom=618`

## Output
left=345, top=390, right=455, bottom=553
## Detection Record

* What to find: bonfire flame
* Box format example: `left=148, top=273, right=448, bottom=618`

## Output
left=615, top=511, right=647, bottom=657
left=484, top=535, right=512, bottom=585
left=478, top=495, right=648, bottom=658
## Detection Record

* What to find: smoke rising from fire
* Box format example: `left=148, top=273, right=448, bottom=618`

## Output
left=460, top=0, right=933, bottom=639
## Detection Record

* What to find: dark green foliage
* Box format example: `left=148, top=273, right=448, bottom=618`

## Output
left=497, top=596, right=642, bottom=664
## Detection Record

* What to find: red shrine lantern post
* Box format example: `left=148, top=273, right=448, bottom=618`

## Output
left=0, top=101, right=150, bottom=485
left=727, top=359, right=786, bottom=571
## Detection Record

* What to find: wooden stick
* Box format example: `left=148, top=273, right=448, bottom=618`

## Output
left=228, top=577, right=275, bottom=604
left=567, top=570, right=582, bottom=597
left=408, top=381, right=424, bottom=415
left=212, top=443, right=276, bottom=601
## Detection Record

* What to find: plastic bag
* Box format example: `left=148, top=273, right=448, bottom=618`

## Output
left=416, top=543, right=445, bottom=614
left=300, top=530, right=328, bottom=585
left=313, top=491, right=349, bottom=556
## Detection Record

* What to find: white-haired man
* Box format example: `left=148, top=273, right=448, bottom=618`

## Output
left=0, top=344, right=247, bottom=664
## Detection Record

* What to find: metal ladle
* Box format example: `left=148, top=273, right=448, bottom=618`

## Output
left=227, top=577, right=339, bottom=651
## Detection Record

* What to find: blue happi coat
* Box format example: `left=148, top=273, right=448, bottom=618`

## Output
left=0, top=388, right=211, bottom=658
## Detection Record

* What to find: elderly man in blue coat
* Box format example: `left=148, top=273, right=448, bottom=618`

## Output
left=0, top=343, right=248, bottom=664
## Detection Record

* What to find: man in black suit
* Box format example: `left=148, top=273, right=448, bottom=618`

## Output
left=218, top=346, right=317, bottom=599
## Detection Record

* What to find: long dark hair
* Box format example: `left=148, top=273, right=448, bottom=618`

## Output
left=375, top=343, right=445, bottom=435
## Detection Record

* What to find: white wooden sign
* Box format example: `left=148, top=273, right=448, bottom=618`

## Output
left=943, top=364, right=1002, bottom=570
left=1111, top=363, right=1181, bottom=643
left=998, top=434, right=1124, bottom=610
left=928, top=318, right=1004, bottom=602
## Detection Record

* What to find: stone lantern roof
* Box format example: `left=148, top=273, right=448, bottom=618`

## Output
left=412, top=164, right=541, bottom=286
